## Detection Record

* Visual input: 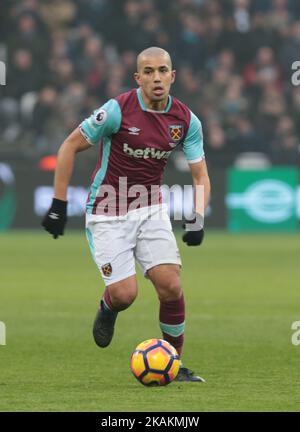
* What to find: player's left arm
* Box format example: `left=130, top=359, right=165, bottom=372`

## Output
left=189, top=158, right=211, bottom=218
left=182, top=111, right=211, bottom=245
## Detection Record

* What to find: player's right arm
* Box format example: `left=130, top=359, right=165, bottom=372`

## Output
left=42, top=99, right=121, bottom=239
left=41, top=128, right=91, bottom=239
left=54, top=128, right=92, bottom=201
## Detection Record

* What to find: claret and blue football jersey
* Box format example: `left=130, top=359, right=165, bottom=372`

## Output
left=80, top=88, right=205, bottom=215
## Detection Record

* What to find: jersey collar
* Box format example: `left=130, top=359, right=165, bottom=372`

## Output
left=136, top=88, right=172, bottom=113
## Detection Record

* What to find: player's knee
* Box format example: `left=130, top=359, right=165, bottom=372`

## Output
left=157, top=276, right=182, bottom=302
left=108, top=276, right=138, bottom=311
left=111, top=289, right=137, bottom=311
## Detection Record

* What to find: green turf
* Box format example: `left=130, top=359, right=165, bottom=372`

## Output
left=0, top=230, right=300, bottom=412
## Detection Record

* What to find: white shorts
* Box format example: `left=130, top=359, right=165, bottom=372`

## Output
left=85, top=204, right=182, bottom=285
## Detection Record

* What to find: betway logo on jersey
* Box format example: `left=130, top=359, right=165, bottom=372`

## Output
left=123, top=143, right=171, bottom=160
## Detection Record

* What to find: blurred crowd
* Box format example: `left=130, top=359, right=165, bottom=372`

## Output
left=1, top=0, right=300, bottom=166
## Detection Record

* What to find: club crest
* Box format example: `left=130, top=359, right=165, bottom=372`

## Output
left=169, top=125, right=183, bottom=143
left=101, top=263, right=112, bottom=277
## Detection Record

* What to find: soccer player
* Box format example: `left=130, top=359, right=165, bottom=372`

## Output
left=42, top=47, right=211, bottom=382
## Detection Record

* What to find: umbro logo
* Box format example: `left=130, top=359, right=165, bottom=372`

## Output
left=128, top=127, right=140, bottom=135
left=49, top=212, right=59, bottom=220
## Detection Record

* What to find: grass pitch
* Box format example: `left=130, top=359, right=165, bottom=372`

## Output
left=0, top=230, right=299, bottom=412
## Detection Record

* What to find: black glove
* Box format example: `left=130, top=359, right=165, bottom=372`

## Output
left=42, top=198, right=67, bottom=239
left=182, top=214, right=205, bottom=246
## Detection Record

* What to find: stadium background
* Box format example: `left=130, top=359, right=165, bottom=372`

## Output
left=1, top=0, right=300, bottom=231
left=1, top=0, right=300, bottom=413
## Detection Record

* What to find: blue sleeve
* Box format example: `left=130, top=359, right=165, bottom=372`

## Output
left=182, top=111, right=205, bottom=163
left=79, top=99, right=122, bottom=145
